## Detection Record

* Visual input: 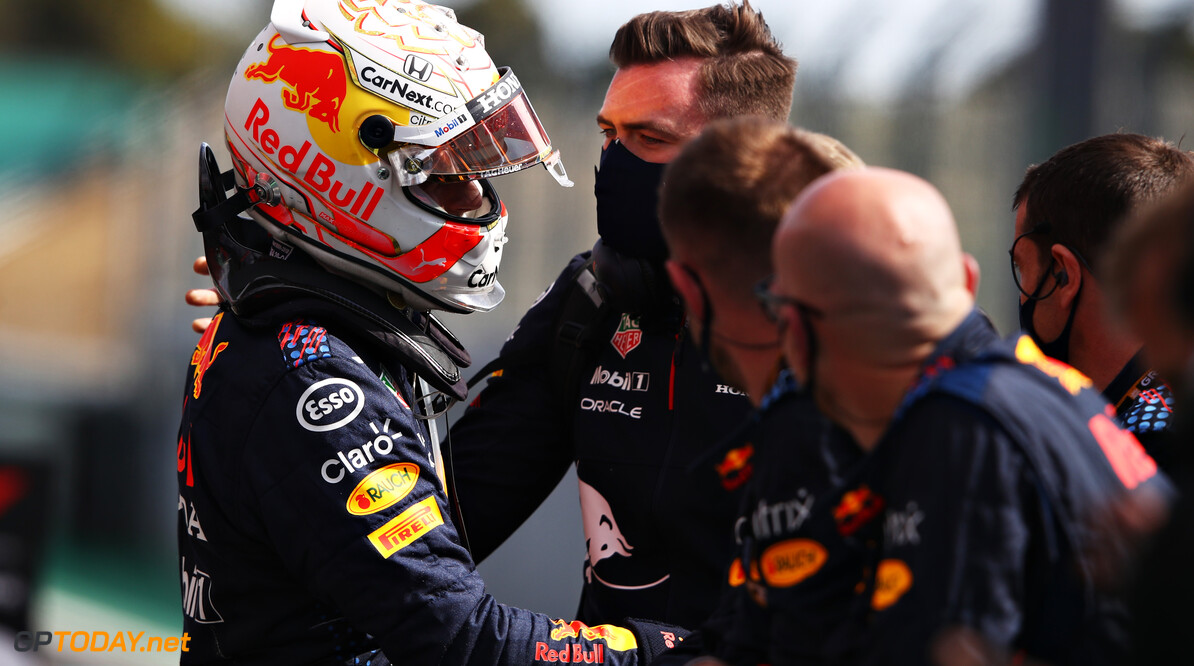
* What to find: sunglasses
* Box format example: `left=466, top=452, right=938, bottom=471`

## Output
left=753, top=275, right=824, bottom=324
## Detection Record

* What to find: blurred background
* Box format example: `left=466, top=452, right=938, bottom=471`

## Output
left=0, top=0, right=1192, bottom=662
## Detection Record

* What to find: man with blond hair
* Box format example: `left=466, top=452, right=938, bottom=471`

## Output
left=762, top=167, right=1166, bottom=664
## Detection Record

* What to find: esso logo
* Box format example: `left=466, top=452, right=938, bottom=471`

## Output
left=296, top=378, right=365, bottom=432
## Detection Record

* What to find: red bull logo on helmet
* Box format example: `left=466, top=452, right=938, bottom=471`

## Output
left=245, top=35, right=346, bottom=132
left=241, top=98, right=385, bottom=224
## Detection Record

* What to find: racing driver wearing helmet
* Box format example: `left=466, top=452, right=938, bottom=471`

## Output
left=179, top=1, right=682, bottom=664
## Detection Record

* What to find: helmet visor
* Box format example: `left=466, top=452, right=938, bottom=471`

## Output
left=389, top=67, right=572, bottom=187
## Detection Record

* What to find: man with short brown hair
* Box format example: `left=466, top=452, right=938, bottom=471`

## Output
left=1011, top=133, right=1194, bottom=471
left=661, top=116, right=862, bottom=401
left=655, top=117, right=866, bottom=665
left=441, top=0, right=801, bottom=629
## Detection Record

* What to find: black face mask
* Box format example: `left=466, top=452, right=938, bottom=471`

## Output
left=594, top=140, right=669, bottom=263
left=1018, top=271, right=1081, bottom=364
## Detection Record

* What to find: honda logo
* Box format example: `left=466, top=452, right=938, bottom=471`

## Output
left=403, top=55, right=433, bottom=82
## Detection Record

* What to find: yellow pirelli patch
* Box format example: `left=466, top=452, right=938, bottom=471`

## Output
left=367, top=496, right=444, bottom=558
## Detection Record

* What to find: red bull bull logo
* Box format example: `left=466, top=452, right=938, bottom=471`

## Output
left=190, top=312, right=229, bottom=400
left=833, top=485, right=884, bottom=537
left=716, top=444, right=754, bottom=491
left=245, top=35, right=346, bottom=132
left=547, top=619, right=638, bottom=652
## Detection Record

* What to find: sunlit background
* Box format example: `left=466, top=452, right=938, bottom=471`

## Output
left=1, top=0, right=1192, bottom=662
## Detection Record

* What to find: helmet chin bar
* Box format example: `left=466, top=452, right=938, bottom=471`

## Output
left=191, top=141, right=474, bottom=401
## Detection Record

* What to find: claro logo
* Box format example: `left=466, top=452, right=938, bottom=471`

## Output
left=347, top=463, right=419, bottom=515
left=296, top=378, right=365, bottom=432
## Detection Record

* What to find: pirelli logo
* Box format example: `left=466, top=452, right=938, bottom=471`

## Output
left=367, top=496, right=444, bottom=558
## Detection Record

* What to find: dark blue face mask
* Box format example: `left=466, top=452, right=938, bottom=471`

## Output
left=594, top=140, right=669, bottom=263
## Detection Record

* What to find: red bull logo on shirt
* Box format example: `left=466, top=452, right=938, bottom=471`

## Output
left=190, top=312, right=229, bottom=400
left=834, top=485, right=884, bottom=537
left=245, top=35, right=346, bottom=132
left=546, top=619, right=638, bottom=653
left=716, top=444, right=754, bottom=491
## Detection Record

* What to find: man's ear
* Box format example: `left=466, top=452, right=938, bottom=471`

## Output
left=1050, top=244, right=1084, bottom=308
left=962, top=252, right=981, bottom=298
left=665, top=259, right=705, bottom=323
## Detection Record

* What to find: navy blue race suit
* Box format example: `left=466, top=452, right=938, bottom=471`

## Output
left=176, top=307, right=684, bottom=665
left=813, top=310, right=1169, bottom=665
left=449, top=252, right=755, bottom=627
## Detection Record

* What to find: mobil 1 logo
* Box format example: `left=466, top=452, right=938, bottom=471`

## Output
left=590, top=365, right=649, bottom=392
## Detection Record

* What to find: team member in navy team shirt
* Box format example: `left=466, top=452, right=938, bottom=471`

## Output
left=764, top=167, right=1168, bottom=665
left=653, top=117, right=866, bottom=665
left=1011, top=133, right=1194, bottom=472
left=178, top=1, right=682, bottom=664
left=448, top=2, right=798, bottom=628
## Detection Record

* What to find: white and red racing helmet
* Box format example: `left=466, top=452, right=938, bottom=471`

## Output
left=221, top=0, right=571, bottom=313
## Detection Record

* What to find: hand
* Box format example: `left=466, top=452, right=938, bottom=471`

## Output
left=187, top=255, right=221, bottom=334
